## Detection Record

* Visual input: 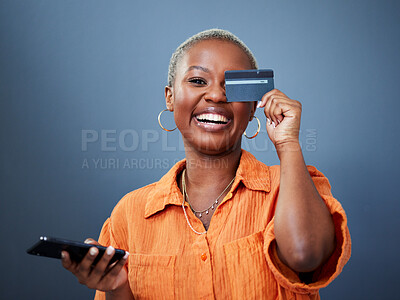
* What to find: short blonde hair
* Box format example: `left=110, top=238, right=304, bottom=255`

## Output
left=167, top=29, right=258, bottom=87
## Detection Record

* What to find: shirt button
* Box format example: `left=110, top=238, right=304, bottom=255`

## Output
left=201, top=253, right=207, bottom=261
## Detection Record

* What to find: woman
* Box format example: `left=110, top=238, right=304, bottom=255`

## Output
left=62, top=29, right=351, bottom=299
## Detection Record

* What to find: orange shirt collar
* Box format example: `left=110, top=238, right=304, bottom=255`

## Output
left=144, top=149, right=271, bottom=218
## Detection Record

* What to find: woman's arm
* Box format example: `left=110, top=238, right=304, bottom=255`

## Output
left=275, top=141, right=335, bottom=272
left=258, top=89, right=335, bottom=272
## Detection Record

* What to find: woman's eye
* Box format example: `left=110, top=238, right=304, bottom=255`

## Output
left=188, top=78, right=206, bottom=85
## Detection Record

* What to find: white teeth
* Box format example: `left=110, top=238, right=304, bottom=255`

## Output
left=196, top=113, right=228, bottom=123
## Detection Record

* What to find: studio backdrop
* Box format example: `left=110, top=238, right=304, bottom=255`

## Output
left=1, top=0, right=399, bottom=299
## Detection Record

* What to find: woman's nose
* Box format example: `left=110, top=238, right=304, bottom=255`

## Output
left=204, top=84, right=227, bottom=103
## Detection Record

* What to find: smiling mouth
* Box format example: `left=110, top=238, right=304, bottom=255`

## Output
left=195, top=113, right=229, bottom=125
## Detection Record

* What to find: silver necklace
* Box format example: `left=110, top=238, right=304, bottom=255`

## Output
left=184, top=173, right=235, bottom=218
left=181, top=169, right=235, bottom=235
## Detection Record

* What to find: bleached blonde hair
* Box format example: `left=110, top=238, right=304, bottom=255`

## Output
left=167, top=29, right=258, bottom=87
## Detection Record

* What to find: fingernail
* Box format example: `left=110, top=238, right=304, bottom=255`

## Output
left=123, top=252, right=129, bottom=259
left=61, top=252, right=65, bottom=259
left=84, top=239, right=93, bottom=244
left=106, top=246, right=114, bottom=256
left=267, top=118, right=271, bottom=125
left=272, top=121, right=276, bottom=128
left=89, top=247, right=98, bottom=256
left=257, top=101, right=262, bottom=108
left=277, top=119, right=281, bottom=124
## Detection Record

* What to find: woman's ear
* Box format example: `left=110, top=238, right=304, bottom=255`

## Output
left=250, top=101, right=257, bottom=120
left=165, top=86, right=174, bottom=111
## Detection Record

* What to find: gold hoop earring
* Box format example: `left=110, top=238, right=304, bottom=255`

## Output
left=243, top=116, right=260, bottom=139
left=158, top=109, right=177, bottom=132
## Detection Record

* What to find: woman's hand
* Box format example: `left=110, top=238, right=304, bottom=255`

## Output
left=257, top=89, right=302, bottom=149
left=61, top=238, right=130, bottom=294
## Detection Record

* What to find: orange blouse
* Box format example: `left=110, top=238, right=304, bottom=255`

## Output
left=94, top=150, right=351, bottom=299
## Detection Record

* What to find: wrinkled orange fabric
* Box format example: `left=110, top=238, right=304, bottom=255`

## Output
left=94, top=150, right=351, bottom=299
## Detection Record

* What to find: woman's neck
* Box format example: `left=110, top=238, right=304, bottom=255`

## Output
left=183, top=145, right=241, bottom=192
left=179, top=145, right=242, bottom=230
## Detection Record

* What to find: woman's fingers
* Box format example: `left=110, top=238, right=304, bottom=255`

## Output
left=86, top=246, right=115, bottom=288
left=84, top=238, right=99, bottom=245
left=97, top=251, right=130, bottom=292
left=260, top=90, right=300, bottom=125
left=85, top=246, right=115, bottom=287
left=103, top=251, right=129, bottom=280
left=260, top=90, right=286, bottom=126
left=61, top=251, right=75, bottom=271
left=264, top=96, right=288, bottom=127
left=258, top=89, right=286, bottom=108
left=75, top=247, right=100, bottom=280
left=258, top=89, right=302, bottom=146
left=266, top=96, right=279, bottom=126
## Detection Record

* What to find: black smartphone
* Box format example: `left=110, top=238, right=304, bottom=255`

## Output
left=225, top=69, right=274, bottom=102
left=26, top=236, right=126, bottom=266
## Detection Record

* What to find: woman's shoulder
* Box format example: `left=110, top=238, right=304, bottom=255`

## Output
left=114, top=181, right=159, bottom=210
left=105, top=183, right=156, bottom=224
left=110, top=161, right=185, bottom=218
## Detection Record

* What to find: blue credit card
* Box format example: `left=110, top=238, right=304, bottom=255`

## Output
left=225, top=69, right=274, bottom=102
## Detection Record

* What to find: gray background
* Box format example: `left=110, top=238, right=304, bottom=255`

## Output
left=1, top=0, right=399, bottom=299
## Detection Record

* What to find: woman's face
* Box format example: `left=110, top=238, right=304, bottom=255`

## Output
left=165, top=39, right=256, bottom=156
